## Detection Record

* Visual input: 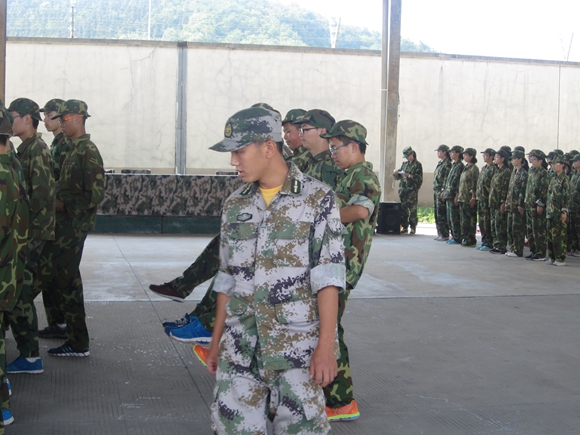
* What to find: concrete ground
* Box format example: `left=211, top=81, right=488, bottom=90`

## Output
left=6, top=224, right=580, bottom=435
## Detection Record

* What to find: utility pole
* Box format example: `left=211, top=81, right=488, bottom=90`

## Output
left=329, top=17, right=341, bottom=48
left=70, top=0, right=76, bottom=39
left=380, top=0, right=402, bottom=201
left=0, top=0, right=6, bottom=103
left=148, top=0, right=151, bottom=40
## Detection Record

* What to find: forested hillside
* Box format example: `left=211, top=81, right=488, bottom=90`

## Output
left=7, top=0, right=434, bottom=52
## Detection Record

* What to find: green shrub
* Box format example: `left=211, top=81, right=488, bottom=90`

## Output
left=417, top=206, right=435, bottom=223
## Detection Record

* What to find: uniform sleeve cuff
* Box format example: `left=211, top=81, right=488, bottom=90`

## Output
left=212, top=270, right=235, bottom=296
left=310, top=263, right=346, bottom=294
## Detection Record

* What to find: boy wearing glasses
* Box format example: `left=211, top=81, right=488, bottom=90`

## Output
left=5, top=98, right=55, bottom=375
left=322, top=120, right=381, bottom=421
left=36, top=100, right=104, bottom=357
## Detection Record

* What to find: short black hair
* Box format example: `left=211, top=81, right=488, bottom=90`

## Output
left=334, top=135, right=366, bottom=154
left=32, top=117, right=39, bottom=129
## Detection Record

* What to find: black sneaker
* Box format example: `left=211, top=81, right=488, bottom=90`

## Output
left=149, top=283, right=185, bottom=303
left=38, top=325, right=67, bottom=339
left=48, top=344, right=89, bottom=357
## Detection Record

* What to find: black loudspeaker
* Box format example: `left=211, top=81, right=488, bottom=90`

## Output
left=376, top=202, right=401, bottom=234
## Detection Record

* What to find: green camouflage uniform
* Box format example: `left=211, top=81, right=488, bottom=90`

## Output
left=476, top=163, right=496, bottom=248
left=49, top=132, right=70, bottom=182
left=8, top=131, right=55, bottom=359
left=287, top=145, right=312, bottom=173
left=524, top=166, right=549, bottom=257
left=394, top=157, right=423, bottom=231
left=442, top=160, right=464, bottom=241
left=488, top=165, right=511, bottom=251
left=212, top=164, right=345, bottom=434
left=546, top=170, right=570, bottom=262
left=0, top=148, right=29, bottom=428
left=303, top=150, right=344, bottom=191
left=433, top=158, right=452, bottom=238
left=505, top=167, right=528, bottom=256
left=458, top=163, right=479, bottom=245
left=37, top=122, right=105, bottom=350
left=569, top=168, right=580, bottom=252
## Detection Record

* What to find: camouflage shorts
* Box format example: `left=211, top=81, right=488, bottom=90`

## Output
left=212, top=363, right=330, bottom=435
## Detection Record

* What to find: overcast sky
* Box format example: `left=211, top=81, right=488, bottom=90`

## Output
left=276, top=0, right=580, bottom=62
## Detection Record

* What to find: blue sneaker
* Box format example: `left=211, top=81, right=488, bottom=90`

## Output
left=479, top=245, right=491, bottom=251
left=163, top=314, right=197, bottom=336
left=2, top=408, right=14, bottom=425
left=446, top=239, right=459, bottom=245
left=7, top=356, right=44, bottom=374
left=169, top=318, right=212, bottom=344
left=6, top=377, right=11, bottom=396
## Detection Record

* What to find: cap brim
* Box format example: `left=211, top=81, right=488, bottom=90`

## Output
left=209, top=138, right=251, bottom=152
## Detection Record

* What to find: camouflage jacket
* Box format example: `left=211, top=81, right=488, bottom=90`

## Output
left=442, top=160, right=464, bottom=200
left=458, top=164, right=479, bottom=203
left=17, top=133, right=55, bottom=240
left=524, top=167, right=549, bottom=208
left=570, top=171, right=580, bottom=213
left=50, top=132, right=71, bottom=182
left=335, top=161, right=381, bottom=290
left=394, top=159, right=423, bottom=195
left=57, top=134, right=105, bottom=232
left=488, top=165, right=511, bottom=209
left=213, top=162, right=346, bottom=371
left=476, top=163, right=496, bottom=205
left=0, top=153, right=29, bottom=312
left=505, top=168, right=528, bottom=212
left=433, top=158, right=452, bottom=191
left=286, top=145, right=312, bottom=173
left=546, top=172, right=569, bottom=220
left=303, top=149, right=345, bottom=191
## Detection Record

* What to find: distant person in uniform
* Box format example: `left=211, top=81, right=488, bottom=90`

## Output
left=433, top=145, right=452, bottom=241
left=393, top=146, right=423, bottom=235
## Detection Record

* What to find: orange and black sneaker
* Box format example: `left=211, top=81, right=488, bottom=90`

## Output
left=326, top=399, right=360, bottom=422
left=192, top=344, right=209, bottom=368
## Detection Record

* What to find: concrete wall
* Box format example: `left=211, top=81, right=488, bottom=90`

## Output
left=7, top=38, right=580, bottom=205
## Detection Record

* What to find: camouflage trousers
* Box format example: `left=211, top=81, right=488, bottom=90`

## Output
left=434, top=192, right=449, bottom=238
left=477, top=201, right=493, bottom=248
left=6, top=238, right=45, bottom=358
left=445, top=200, right=461, bottom=241
left=490, top=208, right=508, bottom=251
left=212, top=363, right=329, bottom=435
left=459, top=202, right=477, bottom=245
left=507, top=210, right=526, bottom=257
left=0, top=324, right=7, bottom=434
left=567, top=212, right=580, bottom=252
left=399, top=189, right=418, bottom=230
left=547, top=218, right=567, bottom=262
left=36, top=224, right=90, bottom=350
left=323, top=288, right=353, bottom=408
left=168, top=234, right=220, bottom=331
left=525, top=208, right=547, bottom=258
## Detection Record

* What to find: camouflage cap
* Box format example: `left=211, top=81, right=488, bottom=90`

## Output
left=450, top=145, right=464, bottom=154
left=0, top=105, right=13, bottom=137
left=210, top=107, right=282, bottom=152
left=435, top=144, right=449, bottom=152
left=552, top=149, right=564, bottom=156
left=51, top=99, right=91, bottom=119
left=251, top=102, right=281, bottom=117
left=572, top=154, right=580, bottom=162
left=569, top=149, right=579, bottom=155
left=463, top=147, right=477, bottom=156
left=527, top=149, right=546, bottom=160
left=40, top=98, right=65, bottom=113
left=512, top=150, right=525, bottom=160
left=7, top=98, right=42, bottom=121
left=514, top=146, right=525, bottom=153
left=481, top=148, right=496, bottom=155
left=499, top=146, right=512, bottom=157
left=551, top=154, right=567, bottom=164
left=293, top=109, right=335, bottom=131
left=546, top=151, right=556, bottom=160
left=282, top=108, right=306, bottom=124
left=319, top=119, right=368, bottom=145
left=402, top=146, right=414, bottom=156
left=496, top=148, right=511, bottom=159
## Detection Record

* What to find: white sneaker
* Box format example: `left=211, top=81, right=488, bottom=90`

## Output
left=505, top=252, right=518, bottom=257
left=545, top=259, right=554, bottom=265
left=554, top=261, right=566, bottom=266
